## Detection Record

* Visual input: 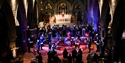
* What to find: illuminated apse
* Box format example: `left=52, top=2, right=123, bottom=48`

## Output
left=55, top=12, right=71, bottom=24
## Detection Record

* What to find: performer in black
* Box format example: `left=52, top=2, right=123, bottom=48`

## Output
left=63, top=48, right=68, bottom=58
left=36, top=53, right=43, bottom=63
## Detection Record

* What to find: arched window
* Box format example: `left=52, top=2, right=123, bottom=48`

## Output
left=59, top=2, right=66, bottom=9
left=58, top=2, right=67, bottom=14
left=45, top=3, right=52, bottom=9
left=74, top=4, right=81, bottom=9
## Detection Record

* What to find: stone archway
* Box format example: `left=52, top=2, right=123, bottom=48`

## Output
left=27, top=0, right=37, bottom=29
left=42, top=1, right=54, bottom=24
left=111, top=0, right=125, bottom=62
left=42, top=0, right=54, bottom=15
left=72, top=0, right=84, bottom=25
left=43, top=0, right=54, bottom=10
left=0, top=0, right=16, bottom=59
left=17, top=0, right=27, bottom=52
left=100, top=0, right=125, bottom=62
left=55, top=0, right=72, bottom=13
left=100, top=0, right=110, bottom=38
left=0, top=6, right=9, bottom=56
left=99, top=0, right=112, bottom=59
left=72, top=0, right=84, bottom=11
left=111, top=0, right=125, bottom=40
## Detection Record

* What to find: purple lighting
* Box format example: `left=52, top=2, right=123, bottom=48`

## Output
left=93, top=0, right=99, bottom=32
left=87, top=0, right=94, bottom=24
left=87, top=0, right=99, bottom=31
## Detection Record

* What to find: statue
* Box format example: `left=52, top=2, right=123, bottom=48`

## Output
left=11, top=46, right=19, bottom=58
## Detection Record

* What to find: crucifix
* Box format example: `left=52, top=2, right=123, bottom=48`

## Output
left=11, top=46, right=19, bottom=58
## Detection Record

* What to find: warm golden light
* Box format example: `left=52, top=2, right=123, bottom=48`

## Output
left=99, top=0, right=103, bottom=16
left=33, top=0, right=35, bottom=8
left=11, top=0, right=20, bottom=26
left=55, top=13, right=71, bottom=23
left=112, top=0, right=115, bottom=6
left=108, top=0, right=117, bottom=28
left=41, top=8, right=43, bottom=10
left=23, top=0, right=28, bottom=17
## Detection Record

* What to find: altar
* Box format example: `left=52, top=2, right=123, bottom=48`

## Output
left=55, top=13, right=71, bottom=24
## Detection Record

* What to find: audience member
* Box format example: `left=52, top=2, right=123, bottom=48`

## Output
left=63, top=48, right=68, bottom=58
left=68, top=54, right=72, bottom=63
left=36, top=53, right=43, bottom=63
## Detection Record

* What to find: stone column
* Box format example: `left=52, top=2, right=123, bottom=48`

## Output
left=21, top=31, right=27, bottom=52
left=98, top=0, right=103, bottom=16
left=23, top=0, right=28, bottom=17
left=108, top=0, right=117, bottom=28
left=113, top=39, right=122, bottom=62
left=16, top=0, right=28, bottom=52
left=7, top=0, right=18, bottom=49
left=9, top=0, right=19, bottom=26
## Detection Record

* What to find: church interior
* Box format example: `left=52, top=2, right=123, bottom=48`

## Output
left=0, top=0, right=125, bottom=63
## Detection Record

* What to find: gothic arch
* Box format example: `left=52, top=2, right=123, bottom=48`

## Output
left=100, top=0, right=110, bottom=30
left=17, top=0, right=27, bottom=31
left=43, top=0, right=54, bottom=14
left=55, top=0, right=72, bottom=13
left=0, top=0, right=17, bottom=52
left=111, top=0, right=125, bottom=40
left=43, top=0, right=54, bottom=9
left=0, top=2, right=9, bottom=53
left=27, top=0, right=38, bottom=29
left=1, top=0, right=16, bottom=42
left=111, top=0, right=125, bottom=61
left=72, top=0, right=84, bottom=11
